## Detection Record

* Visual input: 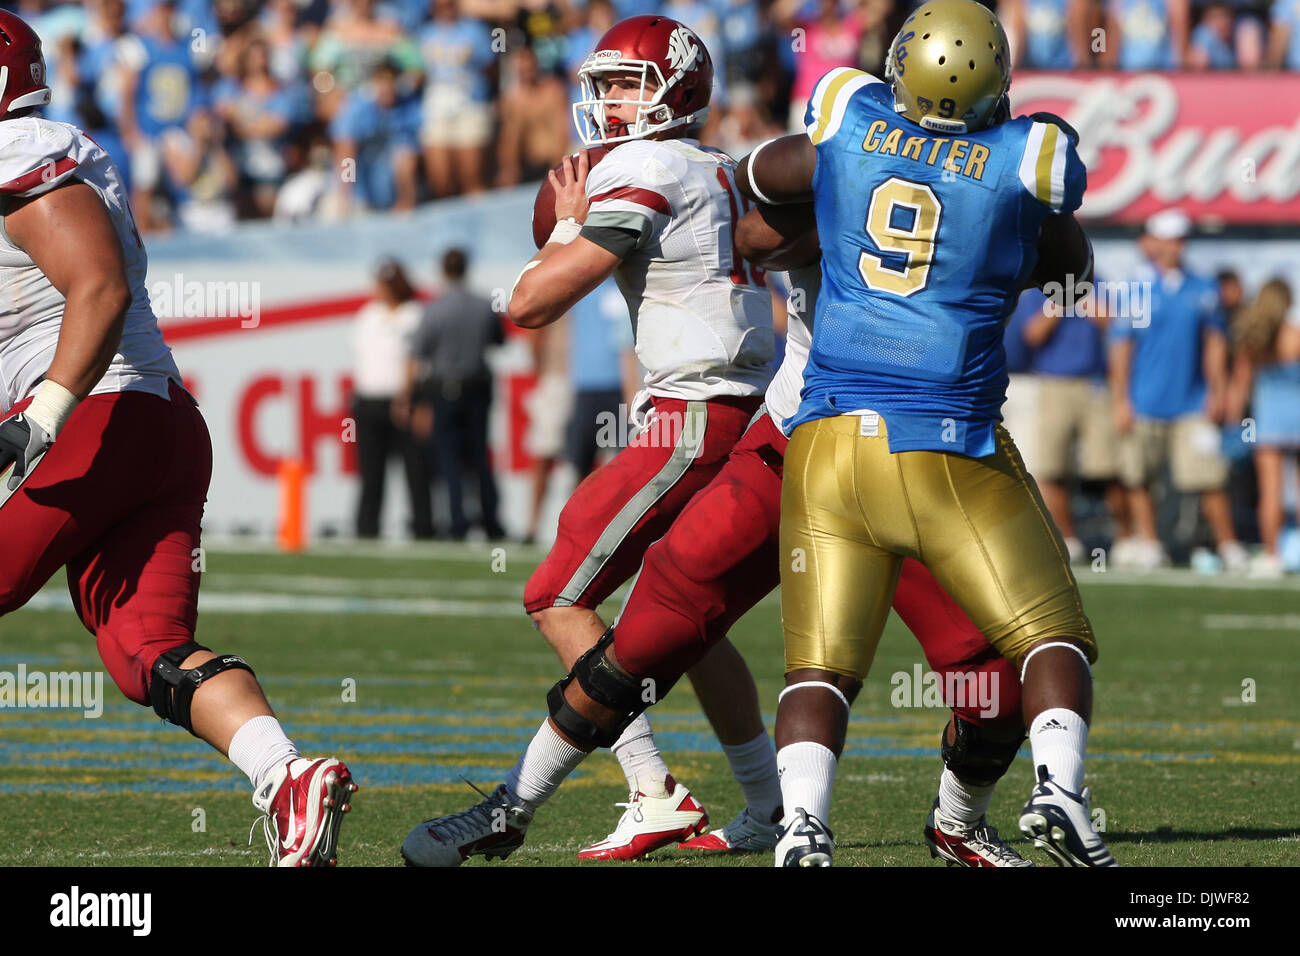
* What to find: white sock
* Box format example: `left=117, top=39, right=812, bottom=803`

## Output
left=228, top=715, right=299, bottom=791
left=776, top=741, right=837, bottom=826
left=937, top=768, right=995, bottom=824
left=611, top=713, right=671, bottom=797
left=722, top=731, right=783, bottom=824
left=505, top=719, right=588, bottom=812
left=1028, top=708, right=1088, bottom=794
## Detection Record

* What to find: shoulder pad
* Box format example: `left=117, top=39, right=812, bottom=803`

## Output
left=0, top=118, right=81, bottom=198
left=806, top=68, right=884, bottom=145
left=1025, top=111, right=1080, bottom=146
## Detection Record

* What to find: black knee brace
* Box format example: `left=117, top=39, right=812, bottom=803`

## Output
left=547, top=628, right=647, bottom=749
left=150, top=642, right=256, bottom=736
left=941, top=715, right=1025, bottom=787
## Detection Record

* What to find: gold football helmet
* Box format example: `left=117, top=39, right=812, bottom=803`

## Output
left=884, top=0, right=1011, bottom=134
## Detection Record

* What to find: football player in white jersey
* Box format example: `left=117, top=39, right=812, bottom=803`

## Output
left=404, top=15, right=788, bottom=865
left=0, top=10, right=355, bottom=866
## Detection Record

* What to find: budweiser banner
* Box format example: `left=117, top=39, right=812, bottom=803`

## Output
left=1011, top=72, right=1300, bottom=224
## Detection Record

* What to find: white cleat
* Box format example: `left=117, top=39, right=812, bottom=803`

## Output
left=251, top=756, right=358, bottom=867
left=775, top=808, right=834, bottom=867
left=402, top=782, right=533, bottom=867
left=678, top=806, right=781, bottom=853
left=1019, top=765, right=1117, bottom=867
left=924, top=799, right=1034, bottom=867
left=577, top=774, right=707, bottom=860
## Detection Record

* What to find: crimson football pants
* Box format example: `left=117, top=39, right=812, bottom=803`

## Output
left=525, top=394, right=762, bottom=613
left=0, top=382, right=212, bottom=705
left=611, top=412, right=1023, bottom=729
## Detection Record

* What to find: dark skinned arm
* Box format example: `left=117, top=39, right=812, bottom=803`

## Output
left=736, top=135, right=817, bottom=205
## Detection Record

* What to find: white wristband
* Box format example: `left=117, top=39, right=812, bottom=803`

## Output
left=548, top=217, right=582, bottom=245
left=25, top=379, right=79, bottom=439
left=745, top=137, right=779, bottom=206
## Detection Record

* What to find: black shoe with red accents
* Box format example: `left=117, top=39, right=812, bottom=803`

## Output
left=402, top=782, right=533, bottom=867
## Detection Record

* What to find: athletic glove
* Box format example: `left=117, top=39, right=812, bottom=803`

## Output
left=0, top=413, right=53, bottom=490
left=0, top=380, right=78, bottom=491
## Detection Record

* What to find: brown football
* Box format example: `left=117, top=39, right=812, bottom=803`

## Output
left=531, top=145, right=615, bottom=249
left=1030, top=213, right=1091, bottom=289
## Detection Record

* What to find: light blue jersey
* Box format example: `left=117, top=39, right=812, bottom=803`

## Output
left=1023, top=0, right=1074, bottom=68
left=786, top=68, right=1086, bottom=456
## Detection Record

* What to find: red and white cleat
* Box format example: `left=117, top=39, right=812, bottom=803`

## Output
left=251, top=757, right=358, bottom=867
left=677, top=806, right=781, bottom=853
left=925, top=799, right=1034, bottom=867
left=577, top=775, right=708, bottom=861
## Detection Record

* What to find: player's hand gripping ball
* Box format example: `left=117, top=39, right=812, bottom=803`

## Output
left=532, top=145, right=613, bottom=249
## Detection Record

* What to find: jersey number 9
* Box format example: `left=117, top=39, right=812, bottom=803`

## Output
left=858, top=177, right=943, bottom=298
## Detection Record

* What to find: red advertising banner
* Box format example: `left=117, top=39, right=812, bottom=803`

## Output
left=1011, top=72, right=1300, bottom=225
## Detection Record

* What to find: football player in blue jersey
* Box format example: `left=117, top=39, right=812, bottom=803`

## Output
left=736, top=0, right=1116, bottom=867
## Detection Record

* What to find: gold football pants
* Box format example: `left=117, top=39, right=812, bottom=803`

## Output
left=779, top=414, right=1096, bottom=679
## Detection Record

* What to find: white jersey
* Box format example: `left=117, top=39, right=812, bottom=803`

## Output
left=0, top=117, right=181, bottom=413
left=582, top=137, right=774, bottom=402
left=765, top=265, right=820, bottom=435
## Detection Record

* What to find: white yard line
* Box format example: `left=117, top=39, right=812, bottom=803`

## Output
left=1202, top=614, right=1300, bottom=630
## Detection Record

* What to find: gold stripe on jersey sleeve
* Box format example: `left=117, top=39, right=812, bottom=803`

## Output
left=809, top=69, right=867, bottom=146
left=1034, top=122, right=1060, bottom=207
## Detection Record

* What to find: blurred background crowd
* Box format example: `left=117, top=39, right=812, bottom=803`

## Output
left=13, top=0, right=1300, bottom=230
left=1004, top=210, right=1300, bottom=579
left=10, top=0, right=1299, bottom=573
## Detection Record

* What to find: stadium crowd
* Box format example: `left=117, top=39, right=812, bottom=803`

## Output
left=13, top=0, right=1300, bottom=231
left=12, top=0, right=1297, bottom=561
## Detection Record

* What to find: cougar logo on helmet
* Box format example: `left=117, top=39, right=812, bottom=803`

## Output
left=666, top=27, right=701, bottom=74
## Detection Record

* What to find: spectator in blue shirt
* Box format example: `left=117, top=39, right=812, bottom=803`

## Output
left=1109, top=209, right=1245, bottom=571
left=116, top=0, right=205, bottom=229
left=1105, top=0, right=1190, bottom=69
left=213, top=38, right=312, bottom=217
left=1189, top=2, right=1239, bottom=68
left=330, top=58, right=422, bottom=212
left=1228, top=279, right=1300, bottom=577
left=1268, top=0, right=1300, bottom=68
left=418, top=0, right=497, bottom=198
left=1006, top=284, right=1129, bottom=563
left=1004, top=0, right=1086, bottom=69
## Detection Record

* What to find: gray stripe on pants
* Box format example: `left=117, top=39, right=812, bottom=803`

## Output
left=555, top=400, right=709, bottom=607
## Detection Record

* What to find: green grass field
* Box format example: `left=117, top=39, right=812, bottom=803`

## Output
left=2, top=541, right=1297, bottom=867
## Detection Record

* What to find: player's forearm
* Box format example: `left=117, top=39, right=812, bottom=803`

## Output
left=46, top=282, right=131, bottom=399
left=509, top=240, right=613, bottom=329
left=737, top=135, right=816, bottom=205
left=509, top=246, right=568, bottom=329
